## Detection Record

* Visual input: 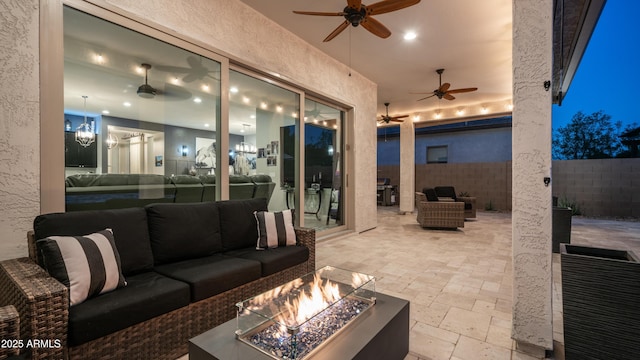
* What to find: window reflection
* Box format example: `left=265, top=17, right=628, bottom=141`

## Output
left=63, top=6, right=220, bottom=210
left=228, top=70, right=299, bottom=211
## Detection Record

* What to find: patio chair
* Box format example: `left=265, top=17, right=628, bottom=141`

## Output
left=433, top=186, right=476, bottom=219
left=0, top=305, right=19, bottom=359
left=415, top=189, right=464, bottom=229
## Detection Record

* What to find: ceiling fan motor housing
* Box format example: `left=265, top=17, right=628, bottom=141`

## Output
left=344, top=6, right=366, bottom=26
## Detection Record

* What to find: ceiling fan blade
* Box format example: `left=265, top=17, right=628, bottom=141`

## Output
left=417, top=94, right=436, bottom=101
left=293, top=11, right=345, bottom=16
left=154, top=65, right=191, bottom=74
left=409, top=92, right=432, bottom=94
left=390, top=119, right=405, bottom=122
left=360, top=17, right=391, bottom=39
left=443, top=93, right=456, bottom=100
left=368, top=0, right=421, bottom=15
left=392, top=115, right=409, bottom=119
left=182, top=73, right=200, bottom=83
left=347, top=0, right=363, bottom=10
left=447, top=87, right=478, bottom=94
left=323, top=20, right=350, bottom=42
left=439, top=82, right=451, bottom=92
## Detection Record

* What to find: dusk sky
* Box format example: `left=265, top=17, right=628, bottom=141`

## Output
left=552, top=0, right=640, bottom=132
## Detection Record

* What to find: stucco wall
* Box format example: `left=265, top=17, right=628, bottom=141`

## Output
left=0, top=0, right=378, bottom=261
left=511, top=0, right=554, bottom=350
left=0, top=0, right=40, bottom=260
left=377, top=126, right=512, bottom=166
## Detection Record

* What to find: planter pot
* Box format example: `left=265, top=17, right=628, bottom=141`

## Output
left=560, top=244, right=640, bottom=360
left=552, top=207, right=572, bottom=253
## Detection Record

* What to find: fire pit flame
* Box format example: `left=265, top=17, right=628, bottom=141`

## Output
left=236, top=266, right=375, bottom=359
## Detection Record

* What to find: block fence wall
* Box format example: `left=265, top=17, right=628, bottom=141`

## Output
left=378, top=158, right=640, bottom=217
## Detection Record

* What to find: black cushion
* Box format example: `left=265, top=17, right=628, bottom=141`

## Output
left=422, top=188, right=439, bottom=202
left=146, top=202, right=222, bottom=265
left=434, top=186, right=457, bottom=200
left=154, top=255, right=262, bottom=302
left=225, top=246, right=309, bottom=277
left=217, top=198, right=268, bottom=251
left=33, top=208, right=153, bottom=276
left=67, top=271, right=190, bottom=346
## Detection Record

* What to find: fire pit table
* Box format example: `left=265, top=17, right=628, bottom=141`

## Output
left=189, top=266, right=409, bottom=360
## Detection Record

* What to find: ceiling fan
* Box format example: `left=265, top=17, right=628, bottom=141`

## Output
left=378, top=102, right=408, bottom=124
left=293, top=0, right=422, bottom=42
left=136, top=63, right=192, bottom=101
left=155, top=56, right=219, bottom=83
left=412, top=68, right=478, bottom=101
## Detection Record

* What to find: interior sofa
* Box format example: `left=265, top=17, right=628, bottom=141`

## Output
left=0, top=198, right=315, bottom=359
left=64, top=173, right=276, bottom=211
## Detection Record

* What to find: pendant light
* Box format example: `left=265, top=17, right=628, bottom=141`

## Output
left=75, top=95, right=95, bottom=147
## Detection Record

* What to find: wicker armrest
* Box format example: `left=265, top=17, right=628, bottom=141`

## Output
left=0, top=305, right=20, bottom=359
left=294, top=227, right=316, bottom=272
left=0, top=257, right=68, bottom=359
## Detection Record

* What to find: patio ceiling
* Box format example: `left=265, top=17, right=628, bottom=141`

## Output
left=239, top=0, right=604, bottom=124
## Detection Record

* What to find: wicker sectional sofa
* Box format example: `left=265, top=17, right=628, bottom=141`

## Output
left=0, top=198, right=315, bottom=359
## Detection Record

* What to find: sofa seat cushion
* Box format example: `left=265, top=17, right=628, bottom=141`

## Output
left=225, top=246, right=309, bottom=277
left=146, top=202, right=222, bottom=265
left=68, top=271, right=190, bottom=346
left=33, top=207, right=154, bottom=276
left=154, top=254, right=261, bottom=302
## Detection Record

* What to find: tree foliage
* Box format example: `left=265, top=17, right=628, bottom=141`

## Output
left=553, top=111, right=622, bottom=159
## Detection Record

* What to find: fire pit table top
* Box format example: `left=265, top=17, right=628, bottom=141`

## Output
left=189, top=291, right=409, bottom=360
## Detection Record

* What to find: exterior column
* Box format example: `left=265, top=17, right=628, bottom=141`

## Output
left=399, top=120, right=415, bottom=214
left=511, top=0, right=554, bottom=353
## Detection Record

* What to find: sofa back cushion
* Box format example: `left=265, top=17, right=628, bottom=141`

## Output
left=33, top=208, right=154, bottom=276
left=422, top=188, right=439, bottom=202
left=217, top=198, right=268, bottom=251
left=434, top=186, right=457, bottom=200
left=146, top=202, right=222, bottom=265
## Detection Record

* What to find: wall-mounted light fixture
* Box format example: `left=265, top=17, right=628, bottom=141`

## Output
left=181, top=145, right=189, bottom=157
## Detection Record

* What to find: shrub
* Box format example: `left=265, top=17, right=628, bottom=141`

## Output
left=557, top=197, right=582, bottom=216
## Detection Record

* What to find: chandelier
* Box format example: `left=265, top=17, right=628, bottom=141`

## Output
left=106, top=132, right=119, bottom=149
left=75, top=95, right=95, bottom=147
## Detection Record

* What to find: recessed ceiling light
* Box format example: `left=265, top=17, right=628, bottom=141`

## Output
left=194, top=97, right=202, bottom=103
left=242, top=96, right=250, bottom=104
left=204, top=123, right=210, bottom=127
left=230, top=86, right=238, bottom=93
left=202, top=84, right=210, bottom=92
left=403, top=31, right=417, bottom=41
left=102, top=110, right=110, bottom=114
left=123, top=102, right=131, bottom=107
